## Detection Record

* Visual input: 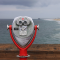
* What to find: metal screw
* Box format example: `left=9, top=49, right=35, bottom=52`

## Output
left=7, top=24, right=9, bottom=30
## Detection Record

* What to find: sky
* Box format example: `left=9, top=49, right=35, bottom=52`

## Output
left=0, top=0, right=60, bottom=19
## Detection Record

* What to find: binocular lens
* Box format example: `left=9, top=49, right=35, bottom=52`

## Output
left=19, top=21, right=22, bottom=24
left=19, top=21, right=22, bottom=25
left=24, top=21, right=27, bottom=25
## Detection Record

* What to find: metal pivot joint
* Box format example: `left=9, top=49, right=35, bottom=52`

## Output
left=7, top=24, right=9, bottom=30
left=37, top=25, right=39, bottom=30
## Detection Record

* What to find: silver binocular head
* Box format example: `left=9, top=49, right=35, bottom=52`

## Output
left=12, top=16, right=34, bottom=46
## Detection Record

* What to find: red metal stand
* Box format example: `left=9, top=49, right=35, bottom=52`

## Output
left=9, top=25, right=37, bottom=60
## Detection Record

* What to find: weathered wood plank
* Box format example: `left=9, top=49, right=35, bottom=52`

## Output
left=0, top=44, right=60, bottom=60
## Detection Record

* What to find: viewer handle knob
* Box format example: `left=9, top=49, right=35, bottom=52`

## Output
left=7, top=24, right=9, bottom=30
left=37, top=25, right=39, bottom=30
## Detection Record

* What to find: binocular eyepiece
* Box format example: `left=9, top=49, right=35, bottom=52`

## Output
left=17, top=20, right=29, bottom=26
left=16, top=17, right=30, bottom=26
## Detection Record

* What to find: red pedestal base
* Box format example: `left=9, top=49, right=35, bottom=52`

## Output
left=19, top=49, right=27, bottom=56
left=20, top=58, right=27, bottom=60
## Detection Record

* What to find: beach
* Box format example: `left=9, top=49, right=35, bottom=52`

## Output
left=54, top=19, right=60, bottom=21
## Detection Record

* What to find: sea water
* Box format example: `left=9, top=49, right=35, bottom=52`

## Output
left=0, top=19, right=60, bottom=44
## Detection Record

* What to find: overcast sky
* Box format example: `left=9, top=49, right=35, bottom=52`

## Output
left=0, top=0, right=60, bottom=19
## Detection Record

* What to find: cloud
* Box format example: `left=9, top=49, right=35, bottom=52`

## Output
left=34, top=0, right=60, bottom=7
left=0, top=3, right=60, bottom=19
left=0, top=0, right=60, bottom=19
left=0, top=0, right=60, bottom=8
left=0, top=0, right=38, bottom=7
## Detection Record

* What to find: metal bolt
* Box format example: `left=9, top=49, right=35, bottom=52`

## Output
left=7, top=24, right=9, bottom=30
left=37, top=25, right=39, bottom=30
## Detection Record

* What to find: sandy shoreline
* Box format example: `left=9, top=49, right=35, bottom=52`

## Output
left=54, top=19, right=60, bottom=21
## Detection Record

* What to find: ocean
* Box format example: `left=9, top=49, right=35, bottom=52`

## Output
left=0, top=19, right=60, bottom=44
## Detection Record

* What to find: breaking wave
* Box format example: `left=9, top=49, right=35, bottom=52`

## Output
left=43, top=19, right=60, bottom=25
left=52, top=33, right=60, bottom=39
left=43, top=19, right=54, bottom=21
left=56, top=21, right=60, bottom=24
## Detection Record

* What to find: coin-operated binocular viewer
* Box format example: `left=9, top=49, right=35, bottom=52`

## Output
left=7, top=16, right=39, bottom=60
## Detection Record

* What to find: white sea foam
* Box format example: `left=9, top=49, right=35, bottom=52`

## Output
left=56, top=21, right=60, bottom=24
left=43, top=19, right=60, bottom=25
left=55, top=28, right=60, bottom=31
left=43, top=19, right=54, bottom=21
left=52, top=33, right=60, bottom=39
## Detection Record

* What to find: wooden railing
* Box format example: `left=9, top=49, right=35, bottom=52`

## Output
left=0, top=44, right=60, bottom=60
